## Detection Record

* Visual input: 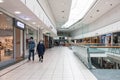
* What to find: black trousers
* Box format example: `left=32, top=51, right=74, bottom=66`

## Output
left=28, top=50, right=34, bottom=61
left=38, top=54, right=43, bottom=60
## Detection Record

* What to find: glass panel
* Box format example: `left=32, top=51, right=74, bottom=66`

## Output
left=0, top=12, right=13, bottom=62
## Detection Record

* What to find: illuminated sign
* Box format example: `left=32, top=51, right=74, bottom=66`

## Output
left=16, top=21, right=25, bottom=29
left=14, top=18, right=25, bottom=29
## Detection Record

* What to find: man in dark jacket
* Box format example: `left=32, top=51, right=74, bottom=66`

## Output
left=28, top=37, right=35, bottom=61
left=37, top=40, right=45, bottom=62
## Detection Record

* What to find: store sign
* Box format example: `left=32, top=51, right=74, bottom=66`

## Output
left=106, top=33, right=112, bottom=36
left=14, top=19, right=25, bottom=29
left=16, top=21, right=25, bottom=29
left=29, top=32, right=33, bottom=35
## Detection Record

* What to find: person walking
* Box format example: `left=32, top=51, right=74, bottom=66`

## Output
left=28, top=37, right=35, bottom=61
left=37, top=40, right=45, bottom=62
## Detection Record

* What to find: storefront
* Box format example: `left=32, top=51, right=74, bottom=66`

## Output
left=0, top=12, right=26, bottom=67
left=49, top=37, right=54, bottom=48
left=44, top=34, right=54, bottom=48
left=113, top=32, right=120, bottom=45
left=105, top=33, right=112, bottom=46
left=0, top=12, right=14, bottom=67
left=13, top=19, right=25, bottom=61
left=0, top=12, right=13, bottom=62
left=100, top=35, right=106, bottom=44
left=91, top=36, right=100, bottom=43
left=44, top=35, right=49, bottom=48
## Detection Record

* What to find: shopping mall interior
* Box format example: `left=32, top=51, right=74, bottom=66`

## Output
left=0, top=0, right=120, bottom=80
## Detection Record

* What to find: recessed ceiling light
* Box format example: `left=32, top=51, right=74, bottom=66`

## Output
left=90, top=16, right=92, bottom=18
left=96, top=10, right=99, bottom=12
left=32, top=22, right=36, bottom=24
left=14, top=11, right=21, bottom=14
left=0, top=0, right=4, bottom=3
left=25, top=17, right=30, bottom=20
left=110, top=4, right=112, bottom=6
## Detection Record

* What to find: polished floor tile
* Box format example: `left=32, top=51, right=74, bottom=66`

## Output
left=0, top=47, right=97, bottom=80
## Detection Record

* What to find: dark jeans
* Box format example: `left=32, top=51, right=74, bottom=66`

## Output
left=28, top=50, right=34, bottom=61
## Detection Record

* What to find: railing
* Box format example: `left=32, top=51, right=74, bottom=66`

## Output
left=70, top=43, right=120, bottom=69
left=90, top=46, right=120, bottom=55
left=108, top=48, right=120, bottom=55
left=70, top=43, right=120, bottom=46
left=71, top=43, right=120, bottom=54
left=71, top=45, right=92, bottom=69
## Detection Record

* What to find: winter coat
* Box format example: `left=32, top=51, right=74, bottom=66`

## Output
left=37, top=42, right=45, bottom=55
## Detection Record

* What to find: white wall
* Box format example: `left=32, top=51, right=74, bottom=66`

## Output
left=38, top=0, right=56, bottom=27
left=71, top=4, right=120, bottom=39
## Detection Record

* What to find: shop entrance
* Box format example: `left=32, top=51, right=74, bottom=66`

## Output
left=15, top=28, right=24, bottom=61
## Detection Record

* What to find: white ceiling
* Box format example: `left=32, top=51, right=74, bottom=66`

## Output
left=0, top=0, right=57, bottom=36
left=47, top=0, right=72, bottom=29
left=0, top=0, right=39, bottom=27
left=82, top=0, right=120, bottom=24
left=57, top=0, right=120, bottom=32
left=1, top=0, right=120, bottom=34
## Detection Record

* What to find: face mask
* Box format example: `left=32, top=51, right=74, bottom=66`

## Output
left=40, top=42, right=43, bottom=44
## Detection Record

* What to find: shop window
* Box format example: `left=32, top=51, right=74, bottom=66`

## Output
left=0, top=12, right=13, bottom=62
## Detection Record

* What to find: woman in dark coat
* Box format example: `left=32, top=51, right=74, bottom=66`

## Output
left=37, top=40, right=45, bottom=62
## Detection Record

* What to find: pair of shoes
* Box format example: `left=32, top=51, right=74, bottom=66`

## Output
left=41, top=59, right=43, bottom=62
left=39, top=58, right=41, bottom=61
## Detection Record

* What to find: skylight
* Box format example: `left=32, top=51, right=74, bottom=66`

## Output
left=61, top=0, right=96, bottom=28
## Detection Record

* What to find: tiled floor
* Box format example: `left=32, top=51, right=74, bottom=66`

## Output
left=0, top=47, right=97, bottom=80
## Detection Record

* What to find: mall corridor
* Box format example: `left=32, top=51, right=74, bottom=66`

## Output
left=0, top=47, right=97, bottom=80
